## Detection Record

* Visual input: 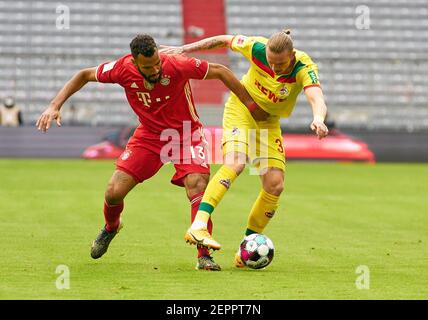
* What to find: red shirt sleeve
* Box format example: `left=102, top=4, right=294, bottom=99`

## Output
left=171, top=54, right=209, bottom=80
left=95, top=59, right=123, bottom=84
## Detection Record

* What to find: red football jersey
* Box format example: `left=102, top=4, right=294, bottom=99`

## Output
left=95, top=53, right=209, bottom=140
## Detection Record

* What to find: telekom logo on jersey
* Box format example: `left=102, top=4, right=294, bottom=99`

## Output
left=136, top=92, right=171, bottom=108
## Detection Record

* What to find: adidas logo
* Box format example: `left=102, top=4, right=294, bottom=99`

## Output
left=130, top=82, right=139, bottom=88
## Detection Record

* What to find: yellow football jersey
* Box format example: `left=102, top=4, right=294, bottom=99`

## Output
left=230, top=35, right=321, bottom=117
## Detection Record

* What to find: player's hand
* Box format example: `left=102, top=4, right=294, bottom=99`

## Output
left=310, top=120, right=329, bottom=140
left=36, top=106, right=62, bottom=133
left=159, top=45, right=185, bottom=55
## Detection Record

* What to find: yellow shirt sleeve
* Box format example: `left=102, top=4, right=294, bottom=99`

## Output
left=230, top=35, right=267, bottom=61
left=296, top=55, right=321, bottom=89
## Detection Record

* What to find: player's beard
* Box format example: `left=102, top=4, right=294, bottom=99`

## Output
left=142, top=67, right=162, bottom=84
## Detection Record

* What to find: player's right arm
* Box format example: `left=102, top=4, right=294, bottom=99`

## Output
left=36, top=67, right=97, bottom=132
left=160, top=35, right=234, bottom=54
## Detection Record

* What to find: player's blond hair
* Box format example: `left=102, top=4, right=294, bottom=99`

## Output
left=267, top=29, right=293, bottom=53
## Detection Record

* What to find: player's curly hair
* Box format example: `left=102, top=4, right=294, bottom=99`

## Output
left=130, top=34, right=157, bottom=58
left=267, top=29, right=293, bottom=54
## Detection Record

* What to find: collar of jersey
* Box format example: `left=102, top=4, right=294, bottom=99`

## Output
left=251, top=42, right=306, bottom=81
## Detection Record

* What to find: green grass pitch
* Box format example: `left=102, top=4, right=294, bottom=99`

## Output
left=0, top=159, right=427, bottom=299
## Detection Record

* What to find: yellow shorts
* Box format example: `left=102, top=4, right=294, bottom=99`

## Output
left=222, top=93, right=286, bottom=172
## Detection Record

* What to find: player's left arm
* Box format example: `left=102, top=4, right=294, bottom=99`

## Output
left=36, top=67, right=98, bottom=132
left=205, top=63, right=267, bottom=119
left=305, top=86, right=329, bottom=140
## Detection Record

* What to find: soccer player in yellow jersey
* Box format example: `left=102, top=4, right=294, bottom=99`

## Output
left=162, top=30, right=329, bottom=266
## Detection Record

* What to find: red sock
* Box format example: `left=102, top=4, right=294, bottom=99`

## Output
left=104, top=200, right=124, bottom=232
left=191, top=192, right=213, bottom=258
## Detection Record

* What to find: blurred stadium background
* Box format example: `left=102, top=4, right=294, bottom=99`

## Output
left=1, top=0, right=428, bottom=160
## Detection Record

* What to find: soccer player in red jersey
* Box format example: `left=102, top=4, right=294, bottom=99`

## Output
left=36, top=34, right=260, bottom=271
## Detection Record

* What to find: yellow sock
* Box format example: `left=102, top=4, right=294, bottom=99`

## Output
left=191, top=165, right=238, bottom=229
left=246, top=189, right=280, bottom=235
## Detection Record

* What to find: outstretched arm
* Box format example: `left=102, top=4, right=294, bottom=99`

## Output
left=305, top=86, right=329, bottom=139
left=205, top=63, right=269, bottom=121
left=36, top=67, right=97, bottom=132
left=160, top=35, right=234, bottom=54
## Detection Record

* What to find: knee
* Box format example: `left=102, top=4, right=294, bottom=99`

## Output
left=229, top=163, right=245, bottom=176
left=185, top=174, right=209, bottom=199
left=105, top=181, right=125, bottom=205
left=263, top=177, right=284, bottom=196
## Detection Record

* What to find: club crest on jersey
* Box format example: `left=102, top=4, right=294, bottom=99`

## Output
left=231, top=127, right=240, bottom=136
left=160, top=76, right=170, bottom=86
left=279, top=86, right=289, bottom=96
left=121, top=149, right=132, bottom=161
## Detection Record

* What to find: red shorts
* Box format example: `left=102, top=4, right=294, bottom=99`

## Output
left=116, top=126, right=210, bottom=187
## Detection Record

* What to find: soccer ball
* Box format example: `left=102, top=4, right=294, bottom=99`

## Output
left=239, top=233, right=274, bottom=269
